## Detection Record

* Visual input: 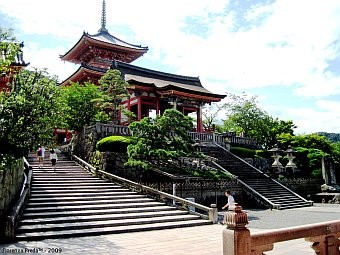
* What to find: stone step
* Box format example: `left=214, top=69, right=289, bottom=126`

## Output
left=31, top=184, right=123, bottom=190
left=19, top=210, right=189, bottom=225
left=26, top=197, right=154, bottom=207
left=16, top=219, right=211, bottom=241
left=32, top=180, right=109, bottom=184
left=30, top=191, right=138, bottom=198
left=29, top=194, right=145, bottom=203
left=17, top=214, right=202, bottom=233
left=21, top=205, right=179, bottom=219
left=24, top=201, right=165, bottom=213
left=30, top=188, right=130, bottom=194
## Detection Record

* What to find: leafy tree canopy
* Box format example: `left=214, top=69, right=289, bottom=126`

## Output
left=0, top=27, right=20, bottom=73
left=276, top=133, right=338, bottom=178
left=60, top=82, right=109, bottom=131
left=0, top=69, right=67, bottom=161
left=222, top=92, right=296, bottom=149
left=97, top=69, right=129, bottom=124
left=126, top=109, right=200, bottom=169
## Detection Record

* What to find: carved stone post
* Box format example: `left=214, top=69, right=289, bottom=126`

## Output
left=222, top=204, right=251, bottom=255
left=209, top=204, right=218, bottom=223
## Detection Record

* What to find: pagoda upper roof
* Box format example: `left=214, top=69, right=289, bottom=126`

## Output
left=60, top=61, right=225, bottom=101
left=60, top=31, right=148, bottom=64
left=87, top=31, right=148, bottom=51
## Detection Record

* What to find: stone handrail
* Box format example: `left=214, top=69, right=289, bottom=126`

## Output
left=222, top=205, right=340, bottom=255
left=188, top=132, right=225, bottom=144
left=214, top=142, right=313, bottom=208
left=211, top=160, right=278, bottom=209
left=5, top=157, right=33, bottom=241
left=70, top=153, right=218, bottom=223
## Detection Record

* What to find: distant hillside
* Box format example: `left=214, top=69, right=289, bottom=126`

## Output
left=317, top=132, right=340, bottom=143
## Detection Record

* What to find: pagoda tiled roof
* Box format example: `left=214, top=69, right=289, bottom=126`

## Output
left=87, top=31, right=148, bottom=51
left=60, top=61, right=225, bottom=100
left=60, top=31, right=148, bottom=63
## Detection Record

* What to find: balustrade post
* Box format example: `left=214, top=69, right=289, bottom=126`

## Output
left=222, top=204, right=251, bottom=255
left=306, top=234, right=339, bottom=255
left=209, top=204, right=218, bottom=223
left=5, top=217, right=15, bottom=241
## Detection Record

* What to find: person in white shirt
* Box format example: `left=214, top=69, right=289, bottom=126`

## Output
left=36, top=145, right=45, bottom=168
left=222, top=190, right=235, bottom=210
left=220, top=190, right=236, bottom=225
left=49, top=149, right=58, bottom=171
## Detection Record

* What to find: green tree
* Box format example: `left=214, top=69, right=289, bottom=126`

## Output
left=0, top=27, right=20, bottom=73
left=202, top=103, right=223, bottom=131
left=61, top=82, right=109, bottom=132
left=277, top=133, right=334, bottom=178
left=126, top=109, right=199, bottom=169
left=97, top=69, right=129, bottom=124
left=0, top=69, right=67, bottom=162
left=222, top=92, right=296, bottom=149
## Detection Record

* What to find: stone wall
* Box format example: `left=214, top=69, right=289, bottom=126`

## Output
left=0, top=158, right=24, bottom=238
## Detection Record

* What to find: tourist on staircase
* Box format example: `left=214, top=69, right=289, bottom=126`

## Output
left=36, top=145, right=45, bottom=169
left=49, top=149, right=58, bottom=171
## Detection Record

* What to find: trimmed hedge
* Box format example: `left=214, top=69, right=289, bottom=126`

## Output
left=255, top=150, right=272, bottom=158
left=96, top=136, right=131, bottom=153
left=230, top=147, right=255, bottom=158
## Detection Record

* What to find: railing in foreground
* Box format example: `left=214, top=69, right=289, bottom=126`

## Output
left=71, top=153, right=218, bottom=223
left=5, top=157, right=33, bottom=241
left=222, top=204, right=340, bottom=255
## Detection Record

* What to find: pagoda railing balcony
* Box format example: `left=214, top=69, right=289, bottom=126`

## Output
left=84, top=122, right=258, bottom=148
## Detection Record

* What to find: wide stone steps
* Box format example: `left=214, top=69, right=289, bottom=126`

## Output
left=16, top=219, right=210, bottom=241
left=201, top=146, right=311, bottom=210
left=21, top=205, right=180, bottom=219
left=19, top=210, right=190, bottom=225
left=16, top=152, right=211, bottom=241
left=17, top=214, right=202, bottom=233
left=26, top=198, right=154, bottom=207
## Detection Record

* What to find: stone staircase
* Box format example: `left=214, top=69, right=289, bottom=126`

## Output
left=16, top=152, right=211, bottom=241
left=201, top=145, right=312, bottom=210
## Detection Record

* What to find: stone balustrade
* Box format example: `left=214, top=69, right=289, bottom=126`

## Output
left=222, top=204, right=340, bottom=255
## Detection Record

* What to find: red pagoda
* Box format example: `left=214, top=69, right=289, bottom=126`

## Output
left=60, top=0, right=225, bottom=132
left=0, top=42, right=29, bottom=91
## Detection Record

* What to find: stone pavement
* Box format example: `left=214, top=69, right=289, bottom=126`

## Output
left=1, top=203, right=339, bottom=255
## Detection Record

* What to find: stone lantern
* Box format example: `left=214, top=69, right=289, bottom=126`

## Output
left=268, top=145, right=283, bottom=173
left=284, top=145, right=297, bottom=174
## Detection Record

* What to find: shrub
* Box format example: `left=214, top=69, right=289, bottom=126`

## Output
left=230, top=147, right=255, bottom=158
left=96, top=136, right=131, bottom=153
left=255, top=150, right=272, bottom=158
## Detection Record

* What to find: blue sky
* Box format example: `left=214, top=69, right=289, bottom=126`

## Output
left=1, top=0, right=340, bottom=134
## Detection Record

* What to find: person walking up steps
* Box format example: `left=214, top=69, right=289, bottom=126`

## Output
left=49, top=149, right=58, bottom=171
left=36, top=145, right=45, bottom=168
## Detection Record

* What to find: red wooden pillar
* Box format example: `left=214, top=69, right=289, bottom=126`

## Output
left=197, top=104, right=203, bottom=132
left=127, top=97, right=131, bottom=111
left=137, top=96, right=142, bottom=120
left=156, top=98, right=160, bottom=115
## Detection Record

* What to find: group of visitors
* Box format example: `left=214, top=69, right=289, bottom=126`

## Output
left=36, top=145, right=58, bottom=170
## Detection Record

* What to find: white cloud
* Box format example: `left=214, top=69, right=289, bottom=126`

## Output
left=1, top=0, right=340, bottom=133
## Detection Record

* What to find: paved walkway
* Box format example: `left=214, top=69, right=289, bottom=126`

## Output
left=1, top=203, right=339, bottom=255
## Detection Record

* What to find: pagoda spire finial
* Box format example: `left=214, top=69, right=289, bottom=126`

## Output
left=99, top=0, right=108, bottom=33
